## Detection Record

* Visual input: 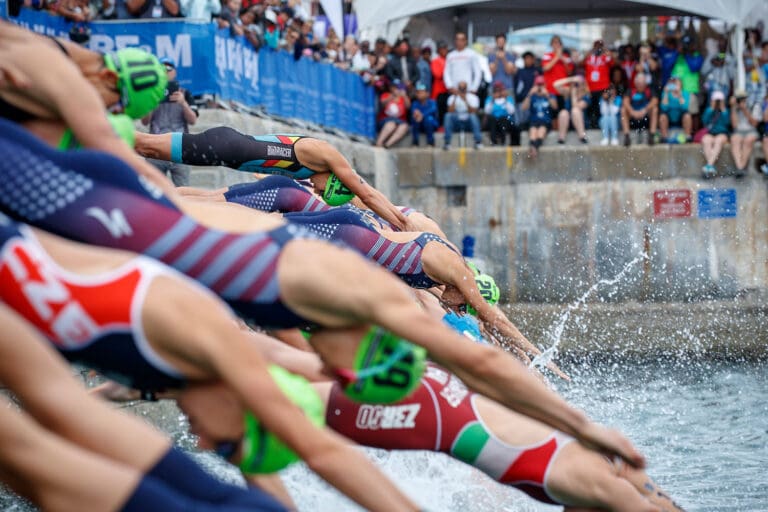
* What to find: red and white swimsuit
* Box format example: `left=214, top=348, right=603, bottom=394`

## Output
left=326, top=362, right=574, bottom=505
left=0, top=222, right=188, bottom=391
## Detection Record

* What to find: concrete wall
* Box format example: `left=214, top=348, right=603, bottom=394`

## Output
left=184, top=110, right=768, bottom=303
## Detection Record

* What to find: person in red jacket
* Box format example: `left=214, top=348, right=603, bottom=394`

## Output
left=582, top=39, right=614, bottom=129
left=541, top=35, right=575, bottom=131
left=430, top=41, right=450, bottom=127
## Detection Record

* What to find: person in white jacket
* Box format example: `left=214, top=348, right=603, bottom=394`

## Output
left=443, top=31, right=483, bottom=94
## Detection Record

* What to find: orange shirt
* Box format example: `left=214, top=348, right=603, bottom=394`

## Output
left=430, top=56, right=447, bottom=99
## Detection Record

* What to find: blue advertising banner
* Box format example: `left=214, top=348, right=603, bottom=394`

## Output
left=3, top=9, right=374, bottom=137
left=698, top=189, right=737, bottom=219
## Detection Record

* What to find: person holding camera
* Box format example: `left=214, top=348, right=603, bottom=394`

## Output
left=520, top=75, right=557, bottom=158
left=620, top=73, right=659, bottom=146
left=598, top=84, right=621, bottom=145
left=375, top=79, right=410, bottom=148
left=729, top=90, right=760, bottom=176
left=141, top=58, right=198, bottom=186
left=659, top=76, right=692, bottom=143
left=699, top=90, right=731, bottom=179
left=702, top=37, right=736, bottom=101
left=487, top=33, right=515, bottom=95
left=443, top=80, right=483, bottom=150
left=484, top=80, right=519, bottom=146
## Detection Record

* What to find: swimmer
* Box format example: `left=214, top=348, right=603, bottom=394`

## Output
left=174, top=361, right=685, bottom=512
left=0, top=304, right=288, bottom=512
left=0, top=213, right=419, bottom=512
left=0, top=122, right=640, bottom=469
left=133, top=125, right=416, bottom=231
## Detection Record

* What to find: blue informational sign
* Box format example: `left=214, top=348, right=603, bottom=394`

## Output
left=3, top=9, right=374, bottom=138
left=698, top=189, right=737, bottom=219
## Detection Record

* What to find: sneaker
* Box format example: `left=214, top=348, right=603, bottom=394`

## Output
left=623, top=134, right=631, bottom=147
left=734, top=168, right=746, bottom=178
left=761, top=163, right=768, bottom=176
left=600, top=137, right=610, bottom=146
left=557, top=139, right=565, bottom=145
left=580, top=136, right=589, bottom=144
left=443, top=144, right=451, bottom=151
left=610, top=137, right=620, bottom=146
left=474, top=142, right=484, bottom=150
left=702, top=164, right=716, bottom=179
left=647, top=132, right=656, bottom=146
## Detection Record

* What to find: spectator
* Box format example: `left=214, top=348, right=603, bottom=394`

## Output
left=280, top=21, right=302, bottom=59
left=239, top=6, right=264, bottom=50
left=325, top=36, right=341, bottom=63
left=701, top=37, right=736, bottom=101
left=671, top=34, right=704, bottom=123
left=729, top=90, right=759, bottom=176
left=659, top=76, right=692, bottom=142
left=541, top=35, right=574, bottom=125
left=484, top=80, right=519, bottom=146
left=621, top=72, right=659, bottom=147
left=340, top=35, right=367, bottom=71
left=141, top=58, right=198, bottom=186
left=700, top=90, right=731, bottom=178
left=410, top=82, right=438, bottom=147
left=179, top=0, right=219, bottom=20
left=417, top=45, right=433, bottom=94
left=373, top=37, right=389, bottom=58
left=262, top=8, right=280, bottom=50
left=56, top=0, right=91, bottom=21
left=376, top=79, right=410, bottom=148
left=760, top=41, right=768, bottom=79
left=759, top=92, right=768, bottom=176
left=634, top=42, right=659, bottom=94
left=443, top=80, right=482, bottom=150
left=125, top=0, right=179, bottom=18
left=609, top=64, right=629, bottom=97
left=744, top=53, right=766, bottom=110
left=514, top=51, right=539, bottom=127
left=619, top=44, right=636, bottom=83
left=384, top=39, right=420, bottom=92
left=552, top=75, right=589, bottom=144
left=599, top=84, right=621, bottom=145
left=217, top=0, right=243, bottom=35
left=488, top=33, right=515, bottom=94
left=582, top=39, right=613, bottom=129
left=444, top=31, right=483, bottom=94
left=520, top=75, right=556, bottom=158
left=431, top=41, right=450, bottom=126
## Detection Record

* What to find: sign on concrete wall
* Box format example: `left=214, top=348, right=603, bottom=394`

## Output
left=698, top=189, right=737, bottom=219
left=653, top=189, right=691, bottom=218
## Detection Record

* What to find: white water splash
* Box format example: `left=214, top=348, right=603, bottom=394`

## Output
left=531, top=253, right=649, bottom=371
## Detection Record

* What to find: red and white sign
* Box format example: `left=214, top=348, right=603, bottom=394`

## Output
left=653, top=189, right=691, bottom=218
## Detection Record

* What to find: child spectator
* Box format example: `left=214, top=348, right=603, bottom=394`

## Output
left=659, top=76, right=692, bottom=142
left=410, top=82, right=438, bottom=146
left=621, top=73, right=659, bottom=146
left=484, top=80, right=519, bottom=146
left=443, top=80, right=483, bottom=150
left=700, top=90, right=731, bottom=178
left=599, top=85, right=621, bottom=145
left=729, top=90, right=760, bottom=176
left=417, top=45, right=433, bottom=94
left=521, top=75, right=557, bottom=158
left=376, top=79, right=410, bottom=148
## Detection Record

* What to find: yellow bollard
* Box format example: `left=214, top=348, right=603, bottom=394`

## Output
left=506, top=146, right=513, bottom=169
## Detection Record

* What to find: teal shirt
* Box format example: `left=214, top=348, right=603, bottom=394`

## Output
left=702, top=107, right=730, bottom=135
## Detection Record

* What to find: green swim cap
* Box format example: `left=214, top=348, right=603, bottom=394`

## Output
left=466, top=273, right=500, bottom=316
left=466, top=261, right=481, bottom=277
left=58, top=114, right=136, bottom=150
left=239, top=365, right=324, bottom=474
left=322, top=173, right=355, bottom=206
left=103, top=48, right=168, bottom=119
left=338, top=327, right=426, bottom=404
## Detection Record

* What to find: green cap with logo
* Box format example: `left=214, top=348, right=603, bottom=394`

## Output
left=322, top=173, right=356, bottom=206
left=466, top=273, right=500, bottom=316
left=239, top=365, right=325, bottom=474
left=103, top=48, right=168, bottom=119
left=58, top=113, right=136, bottom=150
left=336, top=327, right=426, bottom=404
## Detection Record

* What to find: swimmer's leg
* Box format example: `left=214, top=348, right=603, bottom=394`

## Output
left=177, top=186, right=228, bottom=201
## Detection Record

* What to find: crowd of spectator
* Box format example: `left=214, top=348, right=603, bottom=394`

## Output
left=21, top=0, right=768, bottom=176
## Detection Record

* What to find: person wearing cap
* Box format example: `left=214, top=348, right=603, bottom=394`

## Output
left=699, top=90, right=731, bottom=178
left=728, top=89, right=760, bottom=176
left=670, top=34, right=703, bottom=120
left=262, top=8, right=281, bottom=50
left=659, top=75, right=692, bottom=143
left=701, top=36, right=735, bottom=101
left=141, top=58, right=198, bottom=186
left=484, top=80, right=519, bottom=146
left=410, top=81, right=438, bottom=146
left=0, top=21, right=174, bottom=197
left=520, top=75, right=557, bottom=157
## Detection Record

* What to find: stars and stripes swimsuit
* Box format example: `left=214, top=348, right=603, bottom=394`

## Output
left=0, top=118, right=311, bottom=329
left=327, top=362, right=574, bottom=505
left=282, top=208, right=457, bottom=289
left=169, top=126, right=316, bottom=178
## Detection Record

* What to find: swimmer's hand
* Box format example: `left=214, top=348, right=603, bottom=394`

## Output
left=0, top=62, right=31, bottom=89
left=579, top=422, right=646, bottom=469
left=90, top=381, right=142, bottom=402
left=546, top=361, right=571, bottom=382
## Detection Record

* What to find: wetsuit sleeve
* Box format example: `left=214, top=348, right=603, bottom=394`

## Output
left=173, top=126, right=260, bottom=167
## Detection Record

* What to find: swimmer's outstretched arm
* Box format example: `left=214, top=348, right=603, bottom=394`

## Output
left=294, top=137, right=411, bottom=231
